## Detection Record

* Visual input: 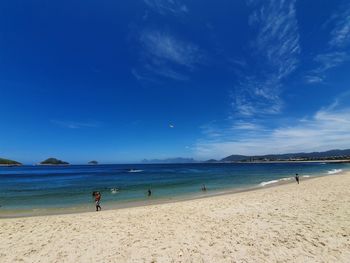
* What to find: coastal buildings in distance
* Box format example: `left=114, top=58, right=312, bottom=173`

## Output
left=219, top=149, right=350, bottom=163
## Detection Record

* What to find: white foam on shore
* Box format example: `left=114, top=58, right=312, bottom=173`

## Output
left=302, top=175, right=311, bottom=178
left=280, top=177, right=293, bottom=181
left=260, top=177, right=293, bottom=187
left=327, top=169, right=343, bottom=174
left=260, top=180, right=279, bottom=186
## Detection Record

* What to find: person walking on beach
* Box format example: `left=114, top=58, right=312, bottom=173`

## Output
left=295, top=173, right=300, bottom=184
left=92, top=191, right=102, bottom=211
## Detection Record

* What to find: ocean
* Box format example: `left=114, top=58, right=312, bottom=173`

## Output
left=0, top=162, right=349, bottom=213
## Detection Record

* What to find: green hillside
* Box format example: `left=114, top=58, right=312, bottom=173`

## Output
left=40, top=158, right=69, bottom=165
left=0, top=158, right=22, bottom=166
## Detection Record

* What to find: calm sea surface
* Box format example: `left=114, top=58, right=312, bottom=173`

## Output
left=0, top=162, right=349, bottom=211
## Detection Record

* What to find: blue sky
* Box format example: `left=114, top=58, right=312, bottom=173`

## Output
left=1, top=0, right=350, bottom=164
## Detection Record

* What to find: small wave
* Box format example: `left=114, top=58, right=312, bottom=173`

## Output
left=327, top=169, right=342, bottom=174
left=260, top=177, right=292, bottom=187
left=128, top=169, right=144, bottom=173
left=260, top=180, right=279, bottom=186
left=280, top=177, right=293, bottom=181
left=302, top=175, right=311, bottom=178
left=110, top=188, right=119, bottom=194
left=319, top=162, right=327, bottom=165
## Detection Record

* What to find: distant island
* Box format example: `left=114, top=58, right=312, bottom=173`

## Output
left=39, top=158, right=69, bottom=166
left=88, top=160, right=98, bottom=165
left=0, top=158, right=22, bottom=166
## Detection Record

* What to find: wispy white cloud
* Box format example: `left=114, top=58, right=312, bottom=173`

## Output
left=51, top=120, right=100, bottom=129
left=195, top=93, right=350, bottom=159
left=231, top=121, right=264, bottom=131
left=251, top=0, right=300, bottom=79
left=135, top=30, right=203, bottom=81
left=307, top=3, right=350, bottom=83
left=233, top=76, right=284, bottom=116
left=306, top=52, right=349, bottom=83
left=232, top=0, right=300, bottom=116
left=314, top=52, right=349, bottom=71
left=140, top=30, right=201, bottom=68
left=199, top=120, right=266, bottom=143
left=144, top=0, right=188, bottom=16
left=329, top=4, right=350, bottom=48
left=304, top=75, right=323, bottom=84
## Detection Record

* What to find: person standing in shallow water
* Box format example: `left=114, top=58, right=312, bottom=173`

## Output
left=93, top=191, right=102, bottom=211
left=295, top=173, right=300, bottom=184
left=148, top=188, right=152, bottom=197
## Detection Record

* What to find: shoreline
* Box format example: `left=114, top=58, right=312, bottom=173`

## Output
left=0, top=170, right=344, bottom=219
left=1, top=170, right=349, bottom=262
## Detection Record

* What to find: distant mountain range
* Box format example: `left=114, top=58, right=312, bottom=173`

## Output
left=219, top=149, right=350, bottom=162
left=1, top=149, right=350, bottom=166
left=142, top=149, right=350, bottom=164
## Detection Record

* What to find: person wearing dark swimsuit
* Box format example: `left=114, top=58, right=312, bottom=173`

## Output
left=92, top=191, right=102, bottom=211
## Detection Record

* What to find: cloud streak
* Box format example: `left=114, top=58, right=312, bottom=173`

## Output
left=134, top=30, right=203, bottom=81
left=143, top=0, right=188, bottom=16
left=195, top=93, right=350, bottom=160
left=140, top=30, right=201, bottom=68
left=232, top=0, right=300, bottom=116
left=51, top=120, right=100, bottom=129
left=329, top=3, right=350, bottom=48
left=307, top=52, right=349, bottom=82
left=306, top=3, right=350, bottom=83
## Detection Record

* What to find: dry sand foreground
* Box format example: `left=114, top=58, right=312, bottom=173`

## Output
left=1, top=172, right=350, bottom=263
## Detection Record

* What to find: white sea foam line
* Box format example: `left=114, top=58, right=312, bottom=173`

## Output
left=327, top=169, right=342, bottom=174
left=260, top=177, right=293, bottom=187
left=260, top=180, right=279, bottom=186
left=280, top=177, right=293, bottom=181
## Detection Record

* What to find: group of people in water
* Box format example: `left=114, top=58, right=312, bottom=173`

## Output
left=91, top=185, right=208, bottom=211
left=92, top=175, right=301, bottom=211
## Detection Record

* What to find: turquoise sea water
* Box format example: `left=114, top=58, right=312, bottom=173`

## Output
left=0, top=162, right=349, bottom=211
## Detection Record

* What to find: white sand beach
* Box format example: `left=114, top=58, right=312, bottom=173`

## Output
left=1, top=172, right=350, bottom=263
